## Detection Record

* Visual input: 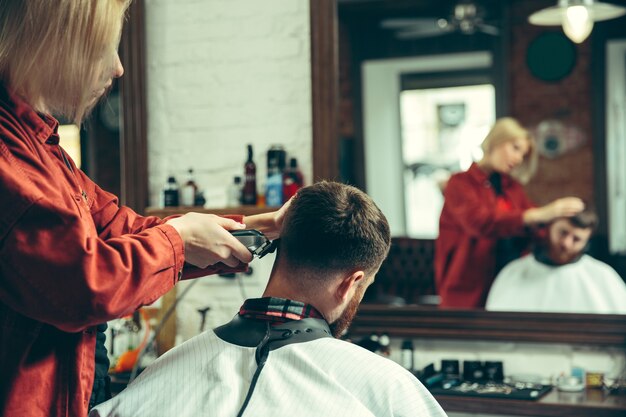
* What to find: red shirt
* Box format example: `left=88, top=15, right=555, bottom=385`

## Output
left=435, top=163, right=535, bottom=308
left=0, top=85, right=243, bottom=417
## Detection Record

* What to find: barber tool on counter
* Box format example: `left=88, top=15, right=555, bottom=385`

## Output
left=416, top=359, right=552, bottom=400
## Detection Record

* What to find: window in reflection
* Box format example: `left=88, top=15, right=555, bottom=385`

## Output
left=400, top=84, right=495, bottom=238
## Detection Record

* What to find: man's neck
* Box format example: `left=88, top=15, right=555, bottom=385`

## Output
left=238, top=297, right=326, bottom=324
left=263, top=270, right=336, bottom=323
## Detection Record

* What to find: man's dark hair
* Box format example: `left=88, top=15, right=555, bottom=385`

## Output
left=566, top=208, right=598, bottom=232
left=278, top=181, right=391, bottom=275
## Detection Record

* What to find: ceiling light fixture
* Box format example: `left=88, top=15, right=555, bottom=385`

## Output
left=528, top=0, right=626, bottom=44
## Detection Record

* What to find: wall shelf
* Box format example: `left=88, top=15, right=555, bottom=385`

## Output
left=145, top=205, right=275, bottom=217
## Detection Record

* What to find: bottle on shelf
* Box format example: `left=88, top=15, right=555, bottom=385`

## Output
left=180, top=168, right=198, bottom=206
left=256, top=179, right=266, bottom=208
left=265, top=158, right=283, bottom=207
left=241, top=144, right=257, bottom=205
left=282, top=157, right=304, bottom=201
left=267, top=145, right=287, bottom=173
left=194, top=189, right=206, bottom=207
left=227, top=176, right=242, bottom=207
left=162, top=176, right=179, bottom=207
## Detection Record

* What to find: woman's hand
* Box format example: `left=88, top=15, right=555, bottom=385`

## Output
left=166, top=213, right=253, bottom=268
left=243, top=197, right=294, bottom=240
left=523, top=197, right=584, bottom=225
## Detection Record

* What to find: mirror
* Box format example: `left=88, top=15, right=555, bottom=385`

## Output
left=333, top=0, right=626, bottom=314
left=115, top=0, right=338, bottom=213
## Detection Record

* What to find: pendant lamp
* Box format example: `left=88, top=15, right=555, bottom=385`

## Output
left=528, top=0, right=626, bottom=44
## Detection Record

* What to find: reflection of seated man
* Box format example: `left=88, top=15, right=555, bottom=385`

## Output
left=486, top=210, right=626, bottom=314
left=91, top=181, right=448, bottom=417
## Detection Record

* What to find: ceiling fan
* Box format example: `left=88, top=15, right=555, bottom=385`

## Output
left=381, top=1, right=499, bottom=40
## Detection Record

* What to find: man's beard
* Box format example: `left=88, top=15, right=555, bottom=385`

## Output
left=329, top=284, right=366, bottom=338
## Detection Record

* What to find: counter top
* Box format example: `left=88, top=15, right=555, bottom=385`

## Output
left=436, top=388, right=626, bottom=417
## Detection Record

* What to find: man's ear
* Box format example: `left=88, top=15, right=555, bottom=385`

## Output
left=336, top=270, right=365, bottom=302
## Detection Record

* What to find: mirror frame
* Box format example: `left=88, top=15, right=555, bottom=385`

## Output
left=119, top=0, right=626, bottom=345
left=350, top=305, right=626, bottom=346
left=119, top=0, right=148, bottom=212
left=310, top=0, right=626, bottom=347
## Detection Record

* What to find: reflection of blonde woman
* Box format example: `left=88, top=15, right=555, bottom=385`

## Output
left=435, top=117, right=584, bottom=309
left=0, top=2, right=289, bottom=416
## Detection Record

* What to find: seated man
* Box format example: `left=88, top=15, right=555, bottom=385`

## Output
left=486, top=209, right=626, bottom=314
left=92, top=181, right=448, bottom=417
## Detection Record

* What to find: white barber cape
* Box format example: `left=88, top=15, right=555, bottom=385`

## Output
left=486, top=254, right=626, bottom=314
left=91, top=329, right=447, bottom=417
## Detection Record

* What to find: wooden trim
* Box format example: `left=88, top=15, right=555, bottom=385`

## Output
left=351, top=305, right=626, bottom=346
left=119, top=0, right=148, bottom=213
left=436, top=389, right=626, bottom=417
left=310, top=0, right=339, bottom=182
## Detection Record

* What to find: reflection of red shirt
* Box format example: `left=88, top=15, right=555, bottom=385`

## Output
left=496, top=195, right=513, bottom=211
left=435, top=163, right=535, bottom=308
left=0, top=85, right=243, bottom=417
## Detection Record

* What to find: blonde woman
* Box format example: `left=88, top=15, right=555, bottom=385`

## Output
left=0, top=2, right=288, bottom=416
left=435, top=117, right=583, bottom=309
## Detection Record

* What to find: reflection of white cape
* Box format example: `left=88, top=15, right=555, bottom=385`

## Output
left=486, top=254, right=626, bottom=314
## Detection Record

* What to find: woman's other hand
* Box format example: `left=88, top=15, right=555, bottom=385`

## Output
left=523, top=197, right=585, bottom=225
left=243, top=197, right=293, bottom=240
left=166, top=213, right=252, bottom=268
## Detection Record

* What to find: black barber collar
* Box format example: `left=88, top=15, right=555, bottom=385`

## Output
left=214, top=315, right=333, bottom=417
left=215, top=314, right=332, bottom=361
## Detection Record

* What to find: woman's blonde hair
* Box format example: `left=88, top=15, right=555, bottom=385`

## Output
left=480, top=117, right=537, bottom=184
left=0, top=0, right=130, bottom=123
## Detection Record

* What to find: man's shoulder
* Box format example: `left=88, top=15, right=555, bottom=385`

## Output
left=488, top=255, right=536, bottom=300
left=314, top=338, right=417, bottom=379
left=579, top=254, right=622, bottom=275
left=312, top=340, right=446, bottom=416
left=141, top=330, right=227, bottom=370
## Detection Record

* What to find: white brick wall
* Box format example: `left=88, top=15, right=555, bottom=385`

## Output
left=145, top=0, right=312, bottom=208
